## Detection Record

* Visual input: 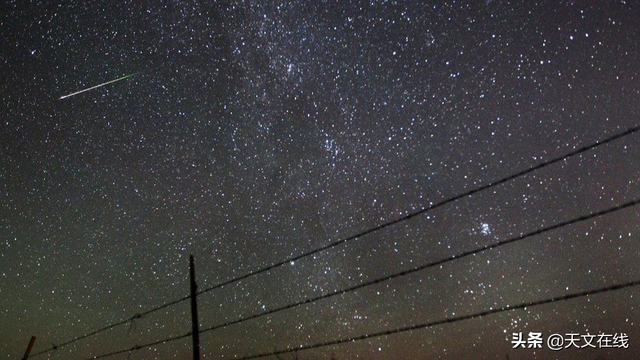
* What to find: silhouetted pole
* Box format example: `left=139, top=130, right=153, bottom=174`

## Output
left=189, top=255, right=201, bottom=360
left=21, top=336, right=36, bottom=360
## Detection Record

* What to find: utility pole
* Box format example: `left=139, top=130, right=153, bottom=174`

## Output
left=21, top=336, right=36, bottom=360
left=189, top=255, right=201, bottom=360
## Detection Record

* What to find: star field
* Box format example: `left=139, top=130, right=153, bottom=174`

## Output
left=1, top=1, right=639, bottom=359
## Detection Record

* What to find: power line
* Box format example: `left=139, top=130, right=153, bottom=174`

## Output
left=83, top=198, right=640, bottom=360
left=237, top=279, right=640, bottom=360
left=29, top=295, right=191, bottom=358
left=86, top=332, right=192, bottom=360
left=28, top=124, right=640, bottom=358
left=195, top=198, right=640, bottom=336
left=191, top=125, right=640, bottom=300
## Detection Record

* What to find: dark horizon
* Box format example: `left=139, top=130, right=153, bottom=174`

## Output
left=2, top=0, right=639, bottom=359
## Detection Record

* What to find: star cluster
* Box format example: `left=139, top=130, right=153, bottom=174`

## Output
left=1, top=1, right=639, bottom=359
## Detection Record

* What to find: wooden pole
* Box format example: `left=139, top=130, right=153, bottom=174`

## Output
left=189, top=255, right=201, bottom=360
left=22, top=336, right=36, bottom=360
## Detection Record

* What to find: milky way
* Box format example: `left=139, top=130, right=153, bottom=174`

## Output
left=2, top=1, right=639, bottom=359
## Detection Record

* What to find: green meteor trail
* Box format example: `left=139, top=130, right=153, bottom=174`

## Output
left=59, top=72, right=138, bottom=100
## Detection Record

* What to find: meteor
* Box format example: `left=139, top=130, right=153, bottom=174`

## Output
left=59, top=72, right=139, bottom=100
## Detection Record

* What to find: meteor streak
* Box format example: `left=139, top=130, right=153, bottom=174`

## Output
left=59, top=72, right=138, bottom=100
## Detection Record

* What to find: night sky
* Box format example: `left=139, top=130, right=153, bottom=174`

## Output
left=2, top=1, right=639, bottom=359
